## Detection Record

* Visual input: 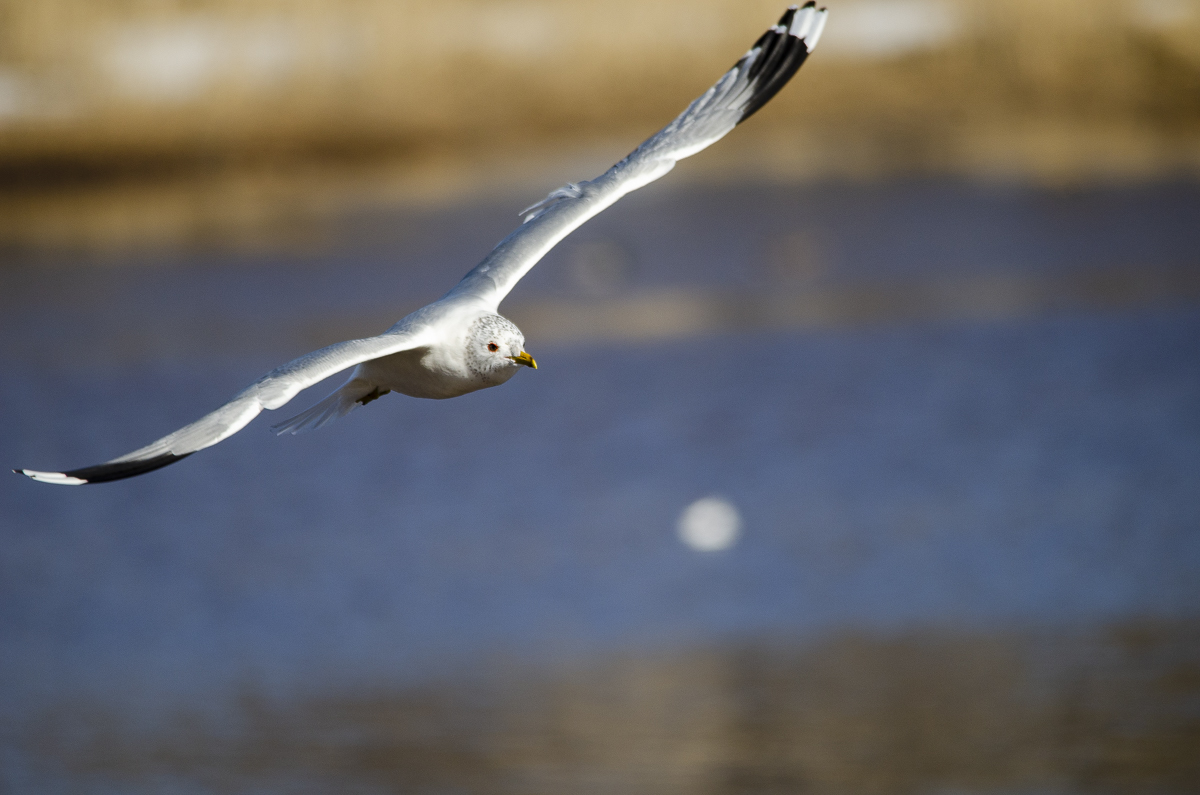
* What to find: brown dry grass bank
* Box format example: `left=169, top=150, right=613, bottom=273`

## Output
left=1, top=0, right=1198, bottom=249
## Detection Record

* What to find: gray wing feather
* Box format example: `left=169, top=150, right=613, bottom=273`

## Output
left=444, top=3, right=827, bottom=311
left=17, top=327, right=434, bottom=484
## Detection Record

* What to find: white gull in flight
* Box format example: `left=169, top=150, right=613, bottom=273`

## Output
left=17, top=3, right=828, bottom=485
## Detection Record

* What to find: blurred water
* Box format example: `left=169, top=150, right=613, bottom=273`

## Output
left=1, top=180, right=1198, bottom=793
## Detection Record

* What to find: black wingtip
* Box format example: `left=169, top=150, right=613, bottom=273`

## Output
left=740, top=37, right=809, bottom=122
left=70, top=453, right=193, bottom=484
left=18, top=452, right=194, bottom=485
left=735, top=4, right=826, bottom=125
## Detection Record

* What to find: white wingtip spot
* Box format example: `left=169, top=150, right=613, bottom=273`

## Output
left=790, top=6, right=815, bottom=39
left=19, top=469, right=87, bottom=485
left=806, top=10, right=829, bottom=50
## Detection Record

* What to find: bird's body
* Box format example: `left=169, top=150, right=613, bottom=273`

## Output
left=344, top=310, right=527, bottom=404
left=272, top=310, right=532, bottom=435
left=17, top=3, right=828, bottom=485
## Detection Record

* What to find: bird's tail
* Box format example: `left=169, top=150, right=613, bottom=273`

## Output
left=271, top=378, right=381, bottom=435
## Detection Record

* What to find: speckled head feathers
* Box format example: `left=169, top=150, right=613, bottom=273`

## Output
left=465, top=314, right=527, bottom=382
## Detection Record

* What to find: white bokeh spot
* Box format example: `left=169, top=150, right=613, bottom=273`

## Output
left=678, top=497, right=742, bottom=552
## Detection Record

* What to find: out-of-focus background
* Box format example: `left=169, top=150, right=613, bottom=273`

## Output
left=3, top=0, right=1200, bottom=249
left=2, top=1, right=1199, bottom=793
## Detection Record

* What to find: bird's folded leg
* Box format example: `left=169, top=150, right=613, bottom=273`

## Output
left=357, top=387, right=391, bottom=406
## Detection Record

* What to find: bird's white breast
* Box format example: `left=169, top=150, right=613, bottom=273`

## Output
left=361, top=307, right=517, bottom=399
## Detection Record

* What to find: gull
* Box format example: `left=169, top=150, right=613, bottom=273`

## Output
left=16, top=4, right=828, bottom=485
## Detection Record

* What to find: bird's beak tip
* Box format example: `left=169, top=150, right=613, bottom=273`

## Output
left=509, top=351, right=537, bottom=369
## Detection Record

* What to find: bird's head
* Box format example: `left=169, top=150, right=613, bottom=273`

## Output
left=466, top=314, right=537, bottom=382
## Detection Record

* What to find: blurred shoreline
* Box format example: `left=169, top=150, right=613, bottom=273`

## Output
left=2, top=0, right=1199, bottom=254
left=3, top=126, right=1198, bottom=256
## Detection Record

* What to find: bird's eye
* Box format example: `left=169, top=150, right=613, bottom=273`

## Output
left=487, top=343, right=499, bottom=352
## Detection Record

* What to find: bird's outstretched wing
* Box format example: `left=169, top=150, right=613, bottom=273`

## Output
left=15, top=327, right=435, bottom=485
left=15, top=4, right=825, bottom=486
left=444, top=3, right=827, bottom=311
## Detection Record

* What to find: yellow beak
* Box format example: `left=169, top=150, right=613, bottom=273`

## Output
left=508, top=351, right=537, bottom=369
